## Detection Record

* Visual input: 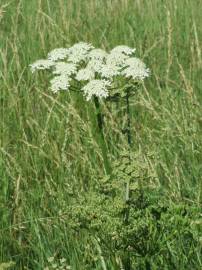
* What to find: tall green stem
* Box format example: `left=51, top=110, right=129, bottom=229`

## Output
left=126, top=91, right=132, bottom=148
left=125, top=90, right=131, bottom=203
left=123, top=90, right=132, bottom=270
left=93, top=97, right=111, bottom=175
left=124, top=91, right=131, bottom=223
left=125, top=90, right=132, bottom=210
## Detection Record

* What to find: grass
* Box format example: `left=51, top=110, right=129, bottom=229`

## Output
left=0, top=0, right=202, bottom=269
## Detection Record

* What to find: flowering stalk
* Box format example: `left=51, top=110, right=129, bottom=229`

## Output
left=29, top=44, right=150, bottom=269
left=125, top=88, right=131, bottom=209
left=93, top=96, right=111, bottom=175
left=122, top=88, right=132, bottom=270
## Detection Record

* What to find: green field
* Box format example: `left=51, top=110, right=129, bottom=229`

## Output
left=0, top=0, right=202, bottom=269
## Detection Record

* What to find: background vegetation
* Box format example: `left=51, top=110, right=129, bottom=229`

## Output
left=0, top=0, right=202, bottom=269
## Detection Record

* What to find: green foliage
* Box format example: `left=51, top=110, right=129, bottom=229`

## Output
left=67, top=152, right=202, bottom=269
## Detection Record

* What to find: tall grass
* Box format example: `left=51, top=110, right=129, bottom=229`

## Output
left=0, top=0, right=202, bottom=269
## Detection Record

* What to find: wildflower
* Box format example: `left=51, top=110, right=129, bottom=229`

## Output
left=110, top=45, right=136, bottom=56
left=106, top=51, right=128, bottom=67
left=30, top=59, right=55, bottom=73
left=82, top=79, right=111, bottom=101
left=87, top=59, right=104, bottom=73
left=30, top=43, right=149, bottom=100
left=67, top=42, right=94, bottom=63
left=53, top=62, right=77, bottom=76
left=99, top=51, right=129, bottom=79
left=86, top=49, right=108, bottom=73
left=122, top=57, right=150, bottom=80
left=100, top=64, right=120, bottom=79
left=48, top=48, right=69, bottom=61
left=88, top=48, right=108, bottom=61
left=76, top=68, right=95, bottom=81
left=50, top=75, right=70, bottom=93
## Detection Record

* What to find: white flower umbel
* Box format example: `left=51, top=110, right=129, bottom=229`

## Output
left=67, top=42, right=94, bottom=64
left=87, top=59, right=104, bottom=73
left=110, top=45, right=136, bottom=56
left=99, top=52, right=128, bottom=79
left=48, top=48, right=69, bottom=61
left=50, top=75, right=70, bottom=93
left=88, top=48, right=108, bottom=61
left=30, top=43, right=150, bottom=100
left=82, top=79, right=111, bottom=101
left=122, top=57, right=150, bottom=80
left=30, top=59, right=55, bottom=73
left=53, top=62, right=77, bottom=76
left=106, top=52, right=128, bottom=67
left=87, top=49, right=108, bottom=73
left=76, top=68, right=95, bottom=81
left=100, top=64, right=120, bottom=79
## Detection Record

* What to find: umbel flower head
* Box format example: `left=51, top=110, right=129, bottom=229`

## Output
left=82, top=79, right=111, bottom=101
left=30, top=42, right=150, bottom=100
left=122, top=57, right=150, bottom=80
left=50, top=75, right=70, bottom=93
left=48, top=48, right=69, bottom=61
left=30, top=59, right=55, bottom=73
left=76, top=67, right=95, bottom=81
left=53, top=62, right=77, bottom=76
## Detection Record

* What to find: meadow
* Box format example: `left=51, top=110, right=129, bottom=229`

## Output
left=0, top=0, right=202, bottom=269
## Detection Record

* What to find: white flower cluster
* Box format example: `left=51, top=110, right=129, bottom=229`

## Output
left=67, top=42, right=94, bottom=64
left=48, top=48, right=69, bottom=61
left=82, top=79, right=111, bottom=101
left=110, top=45, right=136, bottom=55
left=122, top=57, right=150, bottom=80
left=76, top=68, right=94, bottom=81
left=30, top=59, right=55, bottom=73
left=30, top=43, right=149, bottom=100
left=53, top=62, right=77, bottom=76
left=50, top=75, right=70, bottom=93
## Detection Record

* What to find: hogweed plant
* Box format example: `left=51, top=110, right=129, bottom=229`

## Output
left=30, top=43, right=201, bottom=269
left=30, top=42, right=149, bottom=175
left=30, top=42, right=151, bottom=269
